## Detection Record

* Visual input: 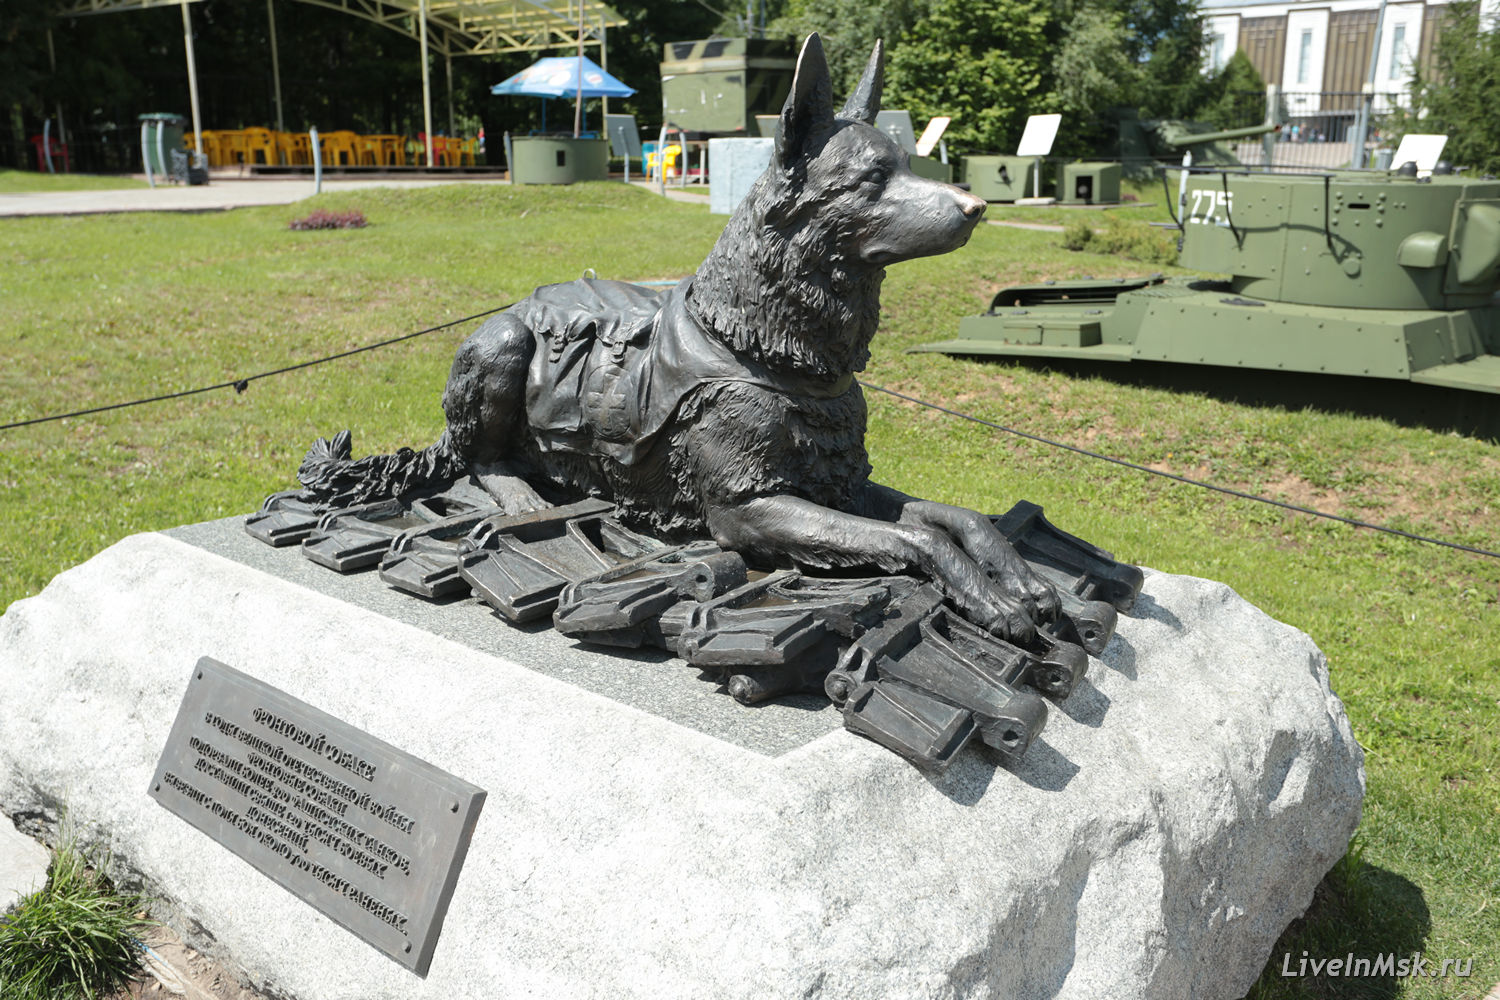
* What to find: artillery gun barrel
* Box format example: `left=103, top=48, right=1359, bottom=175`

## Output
left=1164, top=122, right=1281, bottom=147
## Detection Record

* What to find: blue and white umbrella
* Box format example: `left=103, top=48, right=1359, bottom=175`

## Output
left=492, top=55, right=634, bottom=136
left=492, top=55, right=635, bottom=99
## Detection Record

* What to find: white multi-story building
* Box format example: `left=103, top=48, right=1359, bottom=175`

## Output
left=1201, top=0, right=1497, bottom=133
left=1203, top=0, right=1497, bottom=95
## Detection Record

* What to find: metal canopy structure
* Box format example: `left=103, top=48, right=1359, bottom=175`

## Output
left=59, top=0, right=626, bottom=57
left=57, top=0, right=627, bottom=166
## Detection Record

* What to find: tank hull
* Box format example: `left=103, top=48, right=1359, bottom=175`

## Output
left=915, top=278, right=1500, bottom=395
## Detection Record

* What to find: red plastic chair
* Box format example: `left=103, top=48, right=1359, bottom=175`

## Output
left=29, top=134, right=70, bottom=173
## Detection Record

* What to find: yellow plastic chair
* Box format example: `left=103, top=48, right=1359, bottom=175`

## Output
left=217, top=130, right=250, bottom=167
left=453, top=137, right=477, bottom=166
left=242, top=127, right=277, bottom=166
left=647, top=143, right=682, bottom=179
left=197, top=130, right=227, bottom=167
left=320, top=130, right=361, bottom=167
left=274, top=131, right=306, bottom=165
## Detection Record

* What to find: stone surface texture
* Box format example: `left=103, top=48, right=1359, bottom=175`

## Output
left=0, top=812, right=50, bottom=913
left=709, top=137, right=775, bottom=215
left=0, top=528, right=1364, bottom=1000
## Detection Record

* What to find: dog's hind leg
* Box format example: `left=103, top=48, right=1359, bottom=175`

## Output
left=442, top=312, right=548, bottom=513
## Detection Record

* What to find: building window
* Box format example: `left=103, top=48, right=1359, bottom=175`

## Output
left=1297, top=29, right=1313, bottom=83
left=1389, top=24, right=1406, bottom=78
left=1211, top=32, right=1226, bottom=70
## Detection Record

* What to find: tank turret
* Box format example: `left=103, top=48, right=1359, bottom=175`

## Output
left=917, top=168, right=1500, bottom=397
left=1178, top=172, right=1500, bottom=310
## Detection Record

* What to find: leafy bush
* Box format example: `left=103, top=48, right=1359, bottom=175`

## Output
left=1060, top=216, right=1178, bottom=265
left=288, top=209, right=368, bottom=231
left=0, top=840, right=152, bottom=1000
left=1060, top=219, right=1094, bottom=251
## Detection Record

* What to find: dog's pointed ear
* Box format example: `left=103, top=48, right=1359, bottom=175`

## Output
left=776, top=33, right=836, bottom=168
left=838, top=40, right=883, bottom=124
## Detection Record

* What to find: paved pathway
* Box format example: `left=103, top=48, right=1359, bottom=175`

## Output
left=0, top=175, right=515, bottom=218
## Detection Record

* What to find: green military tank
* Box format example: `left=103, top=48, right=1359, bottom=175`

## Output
left=917, top=166, right=1500, bottom=396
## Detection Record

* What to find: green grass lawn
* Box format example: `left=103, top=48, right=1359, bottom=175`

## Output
left=2, top=182, right=1496, bottom=998
left=980, top=176, right=1179, bottom=227
left=0, top=168, right=148, bottom=193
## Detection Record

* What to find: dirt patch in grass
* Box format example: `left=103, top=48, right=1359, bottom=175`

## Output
left=110, top=921, right=272, bottom=1000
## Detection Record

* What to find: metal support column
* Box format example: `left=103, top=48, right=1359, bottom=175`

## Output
left=267, top=0, right=285, bottom=133
left=1349, top=0, right=1390, bottom=168
left=446, top=52, right=455, bottom=137
left=181, top=0, right=204, bottom=155
left=46, top=29, right=67, bottom=150
left=419, top=0, right=434, bottom=166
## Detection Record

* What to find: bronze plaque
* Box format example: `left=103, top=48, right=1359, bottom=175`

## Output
left=148, top=657, right=485, bottom=977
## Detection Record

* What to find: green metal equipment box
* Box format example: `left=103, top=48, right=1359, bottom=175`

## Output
left=1058, top=161, right=1122, bottom=204
left=509, top=137, right=609, bottom=184
left=661, top=38, right=795, bottom=134
left=910, top=156, right=953, bottom=184
left=962, top=156, right=1039, bottom=202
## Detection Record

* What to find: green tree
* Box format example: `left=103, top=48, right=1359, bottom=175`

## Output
left=771, top=0, right=919, bottom=97
left=885, top=0, right=1052, bottom=154
left=1193, top=49, right=1266, bottom=129
left=1405, top=0, right=1500, bottom=173
left=1053, top=6, right=1138, bottom=122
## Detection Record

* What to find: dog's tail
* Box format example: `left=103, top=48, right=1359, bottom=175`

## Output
left=296, top=429, right=466, bottom=509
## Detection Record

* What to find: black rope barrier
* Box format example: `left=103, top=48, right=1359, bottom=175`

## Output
left=3, top=298, right=1493, bottom=562
left=860, top=380, right=1500, bottom=562
left=0, top=304, right=512, bottom=432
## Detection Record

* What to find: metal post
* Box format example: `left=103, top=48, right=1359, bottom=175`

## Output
left=656, top=122, right=668, bottom=195
left=573, top=21, right=585, bottom=138
left=446, top=52, right=455, bottom=137
left=267, top=0, right=285, bottom=134
left=181, top=0, right=204, bottom=156
left=311, top=125, right=322, bottom=194
left=42, top=120, right=55, bottom=174
left=1349, top=0, right=1390, bottom=168
left=1178, top=150, right=1192, bottom=220
left=600, top=13, right=608, bottom=119
left=155, top=121, right=166, bottom=182
left=1262, top=84, right=1278, bottom=169
left=419, top=0, right=434, bottom=168
left=46, top=29, right=67, bottom=154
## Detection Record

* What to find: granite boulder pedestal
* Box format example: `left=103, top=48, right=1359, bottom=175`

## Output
left=0, top=518, right=1365, bottom=1000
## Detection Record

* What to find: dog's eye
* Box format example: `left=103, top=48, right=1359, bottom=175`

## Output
left=861, top=167, right=889, bottom=187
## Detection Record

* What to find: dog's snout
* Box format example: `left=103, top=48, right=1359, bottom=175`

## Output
left=958, top=191, right=987, bottom=220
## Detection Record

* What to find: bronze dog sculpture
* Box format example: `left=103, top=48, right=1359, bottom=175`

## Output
left=299, top=34, right=1060, bottom=644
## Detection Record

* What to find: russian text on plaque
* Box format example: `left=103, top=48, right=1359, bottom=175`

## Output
left=149, top=657, right=486, bottom=976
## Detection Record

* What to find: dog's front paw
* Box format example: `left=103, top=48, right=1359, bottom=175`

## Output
left=981, top=545, right=1060, bottom=624
left=991, top=564, right=1061, bottom=625
left=981, top=596, right=1037, bottom=646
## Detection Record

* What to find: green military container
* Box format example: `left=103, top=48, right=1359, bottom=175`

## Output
left=962, top=156, right=1038, bottom=202
left=1057, top=161, right=1121, bottom=205
left=509, top=136, right=609, bottom=184
left=910, top=155, right=953, bottom=184
left=916, top=169, right=1500, bottom=396
left=660, top=37, right=796, bottom=134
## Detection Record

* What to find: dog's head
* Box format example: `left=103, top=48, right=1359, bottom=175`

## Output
left=689, top=34, right=986, bottom=379
left=766, top=34, right=987, bottom=269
